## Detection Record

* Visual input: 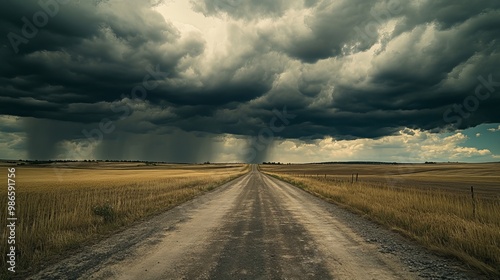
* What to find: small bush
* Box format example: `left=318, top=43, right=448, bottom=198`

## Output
left=92, top=203, right=115, bottom=223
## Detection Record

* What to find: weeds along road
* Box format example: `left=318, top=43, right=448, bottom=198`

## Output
left=30, top=165, right=483, bottom=280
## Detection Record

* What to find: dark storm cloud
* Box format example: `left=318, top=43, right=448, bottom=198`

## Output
left=0, top=116, right=23, bottom=134
left=191, top=0, right=302, bottom=19
left=0, top=0, right=196, bottom=120
left=261, top=0, right=380, bottom=62
left=394, top=0, right=500, bottom=33
left=196, top=0, right=404, bottom=62
left=93, top=130, right=216, bottom=162
left=23, top=117, right=86, bottom=160
left=1, top=0, right=500, bottom=161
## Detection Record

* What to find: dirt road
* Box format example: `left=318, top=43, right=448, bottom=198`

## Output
left=30, top=165, right=483, bottom=279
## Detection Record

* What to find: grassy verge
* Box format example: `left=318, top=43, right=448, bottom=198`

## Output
left=1, top=164, right=249, bottom=278
left=264, top=171, right=500, bottom=276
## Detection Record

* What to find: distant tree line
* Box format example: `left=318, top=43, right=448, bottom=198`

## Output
left=317, top=161, right=399, bottom=165
left=10, top=159, right=175, bottom=165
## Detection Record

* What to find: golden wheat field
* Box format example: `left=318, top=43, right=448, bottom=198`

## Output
left=262, top=163, right=500, bottom=198
left=0, top=162, right=248, bottom=277
left=260, top=163, right=500, bottom=276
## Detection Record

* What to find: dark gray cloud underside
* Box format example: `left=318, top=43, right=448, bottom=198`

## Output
left=0, top=0, right=499, bottom=162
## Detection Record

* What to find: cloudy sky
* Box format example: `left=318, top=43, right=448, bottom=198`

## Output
left=0, top=0, right=499, bottom=163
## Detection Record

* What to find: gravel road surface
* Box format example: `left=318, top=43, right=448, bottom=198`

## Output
left=29, top=165, right=485, bottom=279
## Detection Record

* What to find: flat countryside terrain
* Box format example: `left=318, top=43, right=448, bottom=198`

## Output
left=18, top=164, right=496, bottom=279
left=0, top=162, right=248, bottom=279
left=261, top=163, right=500, bottom=198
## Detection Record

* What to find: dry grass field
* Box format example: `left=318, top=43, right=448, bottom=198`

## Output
left=263, top=163, right=500, bottom=198
left=260, top=163, right=500, bottom=276
left=0, top=162, right=248, bottom=277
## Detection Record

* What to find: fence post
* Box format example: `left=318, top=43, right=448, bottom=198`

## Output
left=471, top=186, right=476, bottom=219
left=356, top=173, right=359, bottom=182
